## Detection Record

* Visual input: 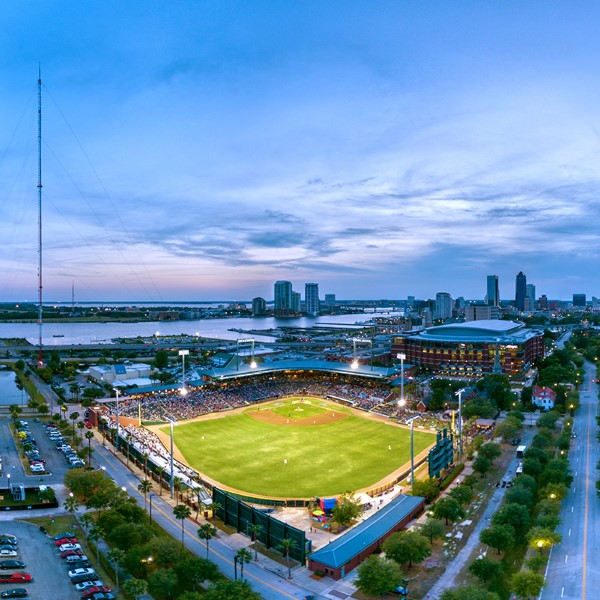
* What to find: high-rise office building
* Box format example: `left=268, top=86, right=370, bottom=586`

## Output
left=573, top=294, right=586, bottom=307
left=252, top=297, right=267, bottom=316
left=305, top=283, right=320, bottom=315
left=274, top=281, right=293, bottom=315
left=526, top=284, right=535, bottom=301
left=324, top=294, right=336, bottom=307
left=539, top=295, right=548, bottom=310
left=515, top=271, right=527, bottom=311
left=434, top=292, right=453, bottom=321
left=486, top=275, right=499, bottom=306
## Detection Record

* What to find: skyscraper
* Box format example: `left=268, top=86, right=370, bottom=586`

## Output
left=305, top=283, right=320, bottom=316
left=274, top=281, right=293, bottom=315
left=434, top=292, right=452, bottom=321
left=526, top=284, right=535, bottom=301
left=515, top=272, right=526, bottom=311
left=486, top=275, right=499, bottom=306
left=252, top=297, right=266, bottom=316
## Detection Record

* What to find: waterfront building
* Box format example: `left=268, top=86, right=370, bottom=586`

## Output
left=274, top=280, right=293, bottom=315
left=486, top=275, right=499, bottom=306
left=391, top=319, right=543, bottom=378
left=305, top=283, right=320, bottom=316
left=515, top=271, right=527, bottom=311
left=291, top=291, right=301, bottom=313
left=324, top=293, right=336, bottom=307
left=252, top=297, right=267, bottom=316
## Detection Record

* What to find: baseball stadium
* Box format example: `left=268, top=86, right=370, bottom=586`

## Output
left=109, top=359, right=438, bottom=502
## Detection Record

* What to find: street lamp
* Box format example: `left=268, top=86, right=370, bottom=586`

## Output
left=113, top=388, right=121, bottom=453
left=178, top=349, right=189, bottom=395
left=397, top=353, right=406, bottom=405
left=456, top=388, right=465, bottom=458
left=6, top=473, right=10, bottom=492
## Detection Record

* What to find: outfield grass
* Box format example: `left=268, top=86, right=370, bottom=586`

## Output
left=164, top=398, right=436, bottom=498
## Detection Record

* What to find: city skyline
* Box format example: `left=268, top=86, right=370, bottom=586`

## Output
left=1, top=2, right=600, bottom=302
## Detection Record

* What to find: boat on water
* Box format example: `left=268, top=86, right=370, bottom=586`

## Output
left=52, top=334, right=65, bottom=338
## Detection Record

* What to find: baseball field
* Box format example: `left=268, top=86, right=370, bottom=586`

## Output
left=160, top=396, right=437, bottom=498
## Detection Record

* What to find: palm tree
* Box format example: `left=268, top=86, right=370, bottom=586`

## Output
left=64, top=494, right=80, bottom=517
left=173, top=503, right=191, bottom=546
left=80, top=512, right=93, bottom=542
left=84, top=430, right=94, bottom=465
left=247, top=524, right=263, bottom=561
left=209, top=501, right=222, bottom=523
left=124, top=578, right=148, bottom=600
left=143, top=451, right=149, bottom=475
left=138, top=479, right=153, bottom=512
left=69, top=411, right=80, bottom=444
left=235, top=548, right=252, bottom=581
left=156, top=466, right=165, bottom=496
left=197, top=523, right=217, bottom=560
left=88, top=526, right=105, bottom=564
left=125, top=432, right=132, bottom=467
left=107, top=548, right=125, bottom=593
left=69, top=383, right=80, bottom=402
left=278, top=538, right=298, bottom=579
left=173, top=476, right=182, bottom=501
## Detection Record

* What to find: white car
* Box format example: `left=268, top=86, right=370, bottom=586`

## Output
left=0, top=549, right=17, bottom=557
left=30, top=465, right=45, bottom=473
left=68, top=567, right=95, bottom=579
left=75, top=579, right=103, bottom=591
left=60, top=544, right=82, bottom=553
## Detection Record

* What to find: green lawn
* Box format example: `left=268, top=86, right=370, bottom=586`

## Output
left=268, top=400, right=327, bottom=419
left=164, top=398, right=437, bottom=498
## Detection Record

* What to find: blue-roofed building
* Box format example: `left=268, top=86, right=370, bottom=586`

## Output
left=307, top=494, right=425, bottom=579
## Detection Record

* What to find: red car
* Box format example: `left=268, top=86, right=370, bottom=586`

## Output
left=61, top=549, right=83, bottom=559
left=84, top=422, right=93, bottom=429
left=82, top=587, right=111, bottom=597
left=0, top=574, right=32, bottom=584
left=55, top=538, right=77, bottom=547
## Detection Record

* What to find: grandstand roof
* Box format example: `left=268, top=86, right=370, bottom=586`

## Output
left=197, top=359, right=401, bottom=382
left=308, top=494, right=424, bottom=569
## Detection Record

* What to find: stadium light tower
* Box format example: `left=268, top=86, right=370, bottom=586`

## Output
left=178, top=349, right=189, bottom=395
left=456, top=388, right=465, bottom=458
left=397, top=353, right=406, bottom=405
left=405, top=415, right=419, bottom=489
left=352, top=338, right=373, bottom=370
left=236, top=338, right=255, bottom=370
left=166, top=416, right=177, bottom=499
left=113, top=388, right=121, bottom=452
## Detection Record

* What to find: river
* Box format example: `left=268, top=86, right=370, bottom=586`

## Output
left=0, top=369, right=29, bottom=406
left=0, top=312, right=379, bottom=346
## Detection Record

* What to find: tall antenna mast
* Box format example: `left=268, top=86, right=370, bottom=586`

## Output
left=37, top=65, right=43, bottom=365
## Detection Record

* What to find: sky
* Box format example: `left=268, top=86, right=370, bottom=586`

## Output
left=1, top=1, right=599, bottom=303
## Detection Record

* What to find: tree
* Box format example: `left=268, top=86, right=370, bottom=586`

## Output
left=197, top=523, right=217, bottom=560
left=153, top=349, right=170, bottom=370
left=235, top=547, right=252, bottom=581
left=209, top=501, right=222, bottom=523
left=148, top=568, right=178, bottom=600
left=433, top=497, right=465, bottom=526
left=107, top=547, right=125, bottom=592
left=492, top=503, right=530, bottom=534
left=156, top=466, right=165, bottom=496
left=480, top=523, right=515, bottom=555
left=448, top=484, right=473, bottom=505
left=412, top=478, right=440, bottom=502
left=173, top=503, right=191, bottom=546
left=80, top=512, right=94, bottom=541
left=176, top=556, right=219, bottom=591
left=69, top=383, right=80, bottom=402
left=356, top=555, right=402, bottom=596
left=88, top=526, right=105, bottom=564
left=124, top=578, right=148, bottom=600
left=382, top=530, right=431, bottom=567
left=511, top=570, right=544, bottom=599
left=527, top=526, right=562, bottom=553
left=69, top=411, right=80, bottom=444
left=138, top=479, right=153, bottom=513
left=419, top=517, right=446, bottom=545
left=440, top=584, right=500, bottom=600
left=278, top=537, right=297, bottom=579
left=469, top=557, right=502, bottom=584
left=478, top=442, right=501, bottom=464
left=494, top=416, right=521, bottom=442
left=85, top=430, right=94, bottom=465
left=473, top=455, right=492, bottom=478
left=247, top=523, right=263, bottom=560
left=204, top=580, right=262, bottom=600
left=331, top=493, right=362, bottom=527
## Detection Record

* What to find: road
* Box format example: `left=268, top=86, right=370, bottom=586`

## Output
left=540, top=359, right=599, bottom=600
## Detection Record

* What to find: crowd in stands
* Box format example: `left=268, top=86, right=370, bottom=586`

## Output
left=113, top=373, right=396, bottom=422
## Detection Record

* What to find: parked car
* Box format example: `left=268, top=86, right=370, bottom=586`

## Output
left=66, top=560, right=91, bottom=570
left=0, top=590, right=28, bottom=598
left=0, top=538, right=17, bottom=547
left=0, top=550, right=18, bottom=558
left=65, top=554, right=88, bottom=564
left=81, top=587, right=111, bottom=598
left=0, top=574, right=31, bottom=584
left=29, top=465, right=45, bottom=474
left=75, top=580, right=103, bottom=591
left=68, top=568, right=95, bottom=579
left=55, top=538, right=78, bottom=547
left=60, top=549, right=83, bottom=559
left=84, top=594, right=115, bottom=600
left=59, top=544, right=81, bottom=553
left=0, top=562, right=24, bottom=571
left=53, top=532, right=75, bottom=540
left=71, top=573, right=99, bottom=585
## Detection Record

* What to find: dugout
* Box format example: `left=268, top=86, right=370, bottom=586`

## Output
left=307, top=494, right=424, bottom=580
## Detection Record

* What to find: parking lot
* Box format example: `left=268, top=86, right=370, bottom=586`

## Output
left=0, top=520, right=81, bottom=599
